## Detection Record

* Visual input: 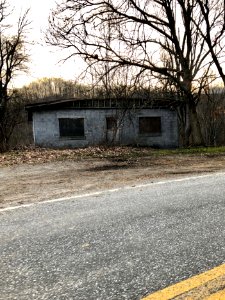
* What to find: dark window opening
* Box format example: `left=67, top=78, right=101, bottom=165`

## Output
left=59, top=118, right=84, bottom=138
left=139, top=117, right=161, bottom=135
left=106, top=116, right=117, bottom=130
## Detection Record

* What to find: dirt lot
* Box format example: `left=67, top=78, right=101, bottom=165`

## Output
left=1, top=147, right=225, bottom=209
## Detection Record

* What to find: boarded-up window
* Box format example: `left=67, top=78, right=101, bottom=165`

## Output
left=139, top=117, right=161, bottom=135
left=106, top=117, right=117, bottom=130
left=59, top=118, right=84, bottom=138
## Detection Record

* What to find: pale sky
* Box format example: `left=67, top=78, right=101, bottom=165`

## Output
left=9, top=0, right=85, bottom=88
left=9, top=1, right=224, bottom=89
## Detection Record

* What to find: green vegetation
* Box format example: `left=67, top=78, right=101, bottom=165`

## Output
left=152, top=146, right=225, bottom=156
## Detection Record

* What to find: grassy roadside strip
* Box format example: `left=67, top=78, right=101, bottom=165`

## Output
left=155, top=146, right=225, bottom=156
left=1, top=146, right=225, bottom=167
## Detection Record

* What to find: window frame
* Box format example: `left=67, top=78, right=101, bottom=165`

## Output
left=58, top=117, right=85, bottom=139
left=106, top=116, right=117, bottom=131
left=138, top=116, right=162, bottom=136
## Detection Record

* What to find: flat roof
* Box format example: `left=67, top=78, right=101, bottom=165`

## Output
left=25, top=97, right=179, bottom=112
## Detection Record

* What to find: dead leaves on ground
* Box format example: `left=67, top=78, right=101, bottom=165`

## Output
left=0, top=146, right=150, bottom=167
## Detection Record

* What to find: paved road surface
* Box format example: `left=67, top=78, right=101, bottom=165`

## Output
left=1, top=173, right=225, bottom=299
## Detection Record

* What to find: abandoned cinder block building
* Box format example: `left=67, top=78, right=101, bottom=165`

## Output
left=26, top=98, right=179, bottom=148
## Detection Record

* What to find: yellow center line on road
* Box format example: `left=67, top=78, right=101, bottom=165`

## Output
left=205, top=289, right=225, bottom=300
left=141, top=263, right=225, bottom=300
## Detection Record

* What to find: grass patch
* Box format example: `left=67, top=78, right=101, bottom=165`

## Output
left=154, top=146, right=225, bottom=156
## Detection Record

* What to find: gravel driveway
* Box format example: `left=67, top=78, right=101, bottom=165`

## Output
left=1, top=148, right=225, bottom=209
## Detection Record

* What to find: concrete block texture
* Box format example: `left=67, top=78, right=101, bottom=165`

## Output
left=32, top=108, right=179, bottom=148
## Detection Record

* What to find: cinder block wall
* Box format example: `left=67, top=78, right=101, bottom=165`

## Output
left=33, top=108, right=178, bottom=148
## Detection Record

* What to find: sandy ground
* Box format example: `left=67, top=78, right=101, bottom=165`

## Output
left=1, top=153, right=225, bottom=209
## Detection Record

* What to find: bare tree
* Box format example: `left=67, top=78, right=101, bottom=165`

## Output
left=20, top=77, right=90, bottom=103
left=0, top=3, right=30, bottom=152
left=195, top=0, right=225, bottom=85
left=198, top=86, right=225, bottom=146
left=47, top=0, right=225, bottom=145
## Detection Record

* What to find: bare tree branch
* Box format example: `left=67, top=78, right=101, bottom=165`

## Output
left=47, top=0, right=225, bottom=145
left=0, top=4, right=30, bottom=152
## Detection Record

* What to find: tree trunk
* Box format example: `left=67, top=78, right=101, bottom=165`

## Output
left=0, top=101, right=7, bottom=152
left=189, top=103, right=204, bottom=146
left=184, top=103, right=191, bottom=146
left=0, top=130, right=9, bottom=152
left=178, top=102, right=204, bottom=147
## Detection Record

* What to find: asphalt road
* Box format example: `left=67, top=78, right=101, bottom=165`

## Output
left=1, top=173, right=225, bottom=300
